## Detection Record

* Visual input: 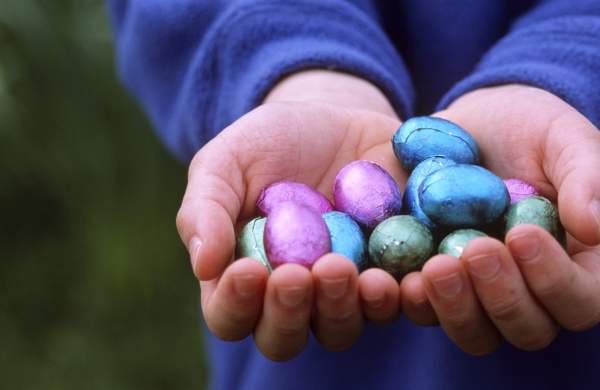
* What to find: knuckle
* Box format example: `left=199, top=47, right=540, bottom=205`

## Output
left=530, top=269, right=572, bottom=301
left=486, top=294, right=523, bottom=323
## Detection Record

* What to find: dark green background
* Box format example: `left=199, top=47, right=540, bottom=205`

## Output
left=1, top=1, right=208, bottom=388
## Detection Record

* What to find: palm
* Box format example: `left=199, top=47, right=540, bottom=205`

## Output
left=216, top=102, right=404, bottom=224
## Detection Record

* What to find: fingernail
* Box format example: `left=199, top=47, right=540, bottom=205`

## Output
left=277, top=287, right=306, bottom=308
left=508, top=234, right=540, bottom=262
left=320, top=277, right=348, bottom=299
left=363, top=290, right=385, bottom=309
left=431, top=272, right=463, bottom=298
left=233, top=275, right=260, bottom=298
left=189, top=236, right=203, bottom=271
left=466, top=253, right=501, bottom=280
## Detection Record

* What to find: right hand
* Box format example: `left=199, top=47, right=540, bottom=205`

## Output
left=176, top=71, right=406, bottom=361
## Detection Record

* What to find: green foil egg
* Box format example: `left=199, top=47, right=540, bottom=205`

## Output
left=236, top=217, right=272, bottom=272
left=368, top=215, right=434, bottom=280
left=505, top=196, right=564, bottom=244
left=438, top=229, right=487, bottom=257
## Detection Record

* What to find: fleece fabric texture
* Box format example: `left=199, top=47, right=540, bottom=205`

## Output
left=107, top=1, right=600, bottom=389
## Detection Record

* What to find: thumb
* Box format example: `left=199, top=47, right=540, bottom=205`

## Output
left=176, top=138, right=245, bottom=281
left=545, top=111, right=600, bottom=246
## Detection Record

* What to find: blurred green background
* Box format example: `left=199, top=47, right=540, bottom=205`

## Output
left=1, top=1, right=208, bottom=388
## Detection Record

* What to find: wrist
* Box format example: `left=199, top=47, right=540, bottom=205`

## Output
left=263, top=69, right=398, bottom=118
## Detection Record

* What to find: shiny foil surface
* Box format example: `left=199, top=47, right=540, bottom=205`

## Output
left=404, top=157, right=456, bottom=229
left=323, top=211, right=367, bottom=271
left=257, top=180, right=333, bottom=216
left=392, top=116, right=480, bottom=172
left=368, top=215, right=433, bottom=280
left=264, top=202, right=331, bottom=269
left=236, top=217, right=272, bottom=272
left=420, top=164, right=509, bottom=227
left=505, top=196, right=564, bottom=243
left=333, top=160, right=402, bottom=229
left=438, top=229, right=487, bottom=258
left=503, top=178, right=539, bottom=205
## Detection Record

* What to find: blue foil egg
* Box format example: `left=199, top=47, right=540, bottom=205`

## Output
left=392, top=116, right=480, bottom=171
left=323, top=211, right=367, bottom=271
left=420, top=164, right=509, bottom=227
left=404, top=157, right=456, bottom=229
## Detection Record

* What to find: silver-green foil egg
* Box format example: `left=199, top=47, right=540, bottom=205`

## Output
left=368, top=215, right=434, bottom=280
left=505, top=196, right=565, bottom=243
left=392, top=116, right=480, bottom=172
left=323, top=211, right=367, bottom=271
left=235, top=217, right=272, bottom=272
left=438, top=229, right=488, bottom=257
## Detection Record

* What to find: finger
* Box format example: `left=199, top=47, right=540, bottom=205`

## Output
left=312, top=254, right=363, bottom=351
left=254, top=264, right=313, bottom=361
left=544, top=112, right=600, bottom=245
left=399, top=272, right=438, bottom=326
left=462, top=238, right=558, bottom=350
left=507, top=224, right=600, bottom=331
left=201, top=258, right=268, bottom=341
left=176, top=138, right=246, bottom=281
left=422, top=255, right=502, bottom=355
left=358, top=268, right=400, bottom=324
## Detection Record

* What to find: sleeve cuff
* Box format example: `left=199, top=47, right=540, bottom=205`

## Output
left=170, top=0, right=414, bottom=162
left=437, top=15, right=600, bottom=129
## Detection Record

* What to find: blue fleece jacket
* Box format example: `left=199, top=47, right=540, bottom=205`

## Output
left=107, top=1, right=600, bottom=389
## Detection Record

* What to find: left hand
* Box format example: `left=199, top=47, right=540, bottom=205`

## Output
left=399, top=85, right=600, bottom=355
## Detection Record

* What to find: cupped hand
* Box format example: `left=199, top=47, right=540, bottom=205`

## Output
left=177, top=96, right=404, bottom=360
left=401, top=85, right=600, bottom=355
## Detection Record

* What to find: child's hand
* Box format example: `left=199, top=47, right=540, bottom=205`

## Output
left=401, top=85, right=600, bottom=355
left=176, top=71, right=405, bottom=361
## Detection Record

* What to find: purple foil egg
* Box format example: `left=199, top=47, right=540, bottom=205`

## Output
left=333, top=160, right=402, bottom=229
left=264, top=202, right=331, bottom=269
left=257, top=181, right=333, bottom=216
left=504, top=178, right=539, bottom=205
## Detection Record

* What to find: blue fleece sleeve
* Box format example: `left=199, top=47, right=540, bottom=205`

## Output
left=106, top=0, right=414, bottom=162
left=438, top=0, right=600, bottom=128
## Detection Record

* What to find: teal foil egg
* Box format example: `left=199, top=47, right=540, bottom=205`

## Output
left=392, top=116, right=480, bottom=172
left=368, top=215, right=433, bottom=280
left=505, top=196, right=565, bottom=244
left=420, top=164, right=509, bottom=227
left=404, top=157, right=456, bottom=229
left=438, top=229, right=488, bottom=257
left=236, top=217, right=272, bottom=272
left=323, top=211, right=367, bottom=271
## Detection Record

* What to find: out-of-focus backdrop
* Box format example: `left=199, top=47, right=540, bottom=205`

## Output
left=1, top=1, right=207, bottom=388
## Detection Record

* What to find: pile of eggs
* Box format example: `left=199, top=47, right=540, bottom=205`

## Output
left=236, top=116, right=563, bottom=279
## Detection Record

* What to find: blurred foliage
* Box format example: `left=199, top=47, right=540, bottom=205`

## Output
left=0, top=0, right=207, bottom=388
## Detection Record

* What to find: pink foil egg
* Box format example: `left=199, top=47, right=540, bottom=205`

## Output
left=503, top=178, right=539, bottom=205
left=333, top=160, right=402, bottom=229
left=257, top=181, right=333, bottom=216
left=264, top=202, right=331, bottom=269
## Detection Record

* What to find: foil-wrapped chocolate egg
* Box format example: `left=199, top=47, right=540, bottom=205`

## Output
left=438, top=229, right=488, bottom=257
left=264, top=202, right=331, bottom=269
left=420, top=164, right=509, bottom=227
left=236, top=217, right=272, bottom=272
left=404, top=157, right=456, bottom=229
left=368, top=215, right=433, bottom=280
left=392, top=116, right=480, bottom=172
left=323, top=211, right=367, bottom=271
left=333, top=160, right=402, bottom=229
left=503, top=178, right=540, bottom=205
left=505, top=196, right=565, bottom=243
left=257, top=181, right=333, bottom=216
